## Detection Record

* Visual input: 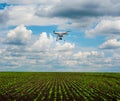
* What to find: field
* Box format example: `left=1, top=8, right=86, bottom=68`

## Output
left=0, top=72, right=120, bottom=101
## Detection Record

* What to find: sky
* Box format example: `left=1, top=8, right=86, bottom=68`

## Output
left=0, top=0, right=120, bottom=72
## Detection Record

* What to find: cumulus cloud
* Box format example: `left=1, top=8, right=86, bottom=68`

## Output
left=0, top=30, right=76, bottom=71
left=32, top=32, right=75, bottom=51
left=7, top=5, right=36, bottom=26
left=1, top=0, right=119, bottom=29
left=35, top=0, right=120, bottom=29
left=5, top=24, right=32, bottom=45
left=99, top=39, right=120, bottom=49
left=73, top=51, right=104, bottom=58
left=55, top=42, right=75, bottom=51
left=85, top=20, right=120, bottom=38
left=0, top=4, right=68, bottom=28
left=32, top=32, right=54, bottom=51
left=1, top=26, right=110, bottom=71
left=0, top=29, right=120, bottom=71
left=36, top=0, right=120, bottom=18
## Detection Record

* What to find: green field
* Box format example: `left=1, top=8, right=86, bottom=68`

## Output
left=0, top=72, right=120, bottom=101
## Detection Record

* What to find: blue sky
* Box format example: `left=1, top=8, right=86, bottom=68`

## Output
left=0, top=0, right=120, bottom=72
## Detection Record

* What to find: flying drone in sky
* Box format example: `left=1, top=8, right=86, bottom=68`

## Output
left=53, top=31, right=70, bottom=41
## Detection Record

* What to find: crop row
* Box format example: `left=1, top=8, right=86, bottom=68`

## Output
left=0, top=72, right=120, bottom=101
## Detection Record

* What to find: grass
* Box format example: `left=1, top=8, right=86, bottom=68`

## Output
left=0, top=72, right=120, bottom=101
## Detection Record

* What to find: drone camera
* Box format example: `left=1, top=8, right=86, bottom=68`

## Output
left=59, top=37, right=62, bottom=40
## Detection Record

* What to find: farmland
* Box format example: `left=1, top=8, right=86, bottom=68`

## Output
left=0, top=72, right=120, bottom=101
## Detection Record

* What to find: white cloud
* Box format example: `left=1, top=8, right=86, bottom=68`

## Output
left=0, top=25, right=120, bottom=72
left=5, top=24, right=32, bottom=45
left=34, top=0, right=120, bottom=30
left=35, top=0, right=120, bottom=18
left=55, top=42, right=75, bottom=51
left=73, top=51, right=91, bottom=58
left=85, top=20, right=120, bottom=38
left=1, top=0, right=120, bottom=30
left=1, top=28, right=106, bottom=71
left=1, top=5, right=68, bottom=28
left=73, top=51, right=104, bottom=59
left=7, top=5, right=36, bottom=25
left=32, top=32, right=54, bottom=51
left=99, top=39, right=120, bottom=49
left=32, top=32, right=75, bottom=51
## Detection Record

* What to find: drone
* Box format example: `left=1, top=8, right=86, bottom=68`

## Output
left=53, top=30, right=70, bottom=41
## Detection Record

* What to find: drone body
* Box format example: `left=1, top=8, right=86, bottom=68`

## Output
left=53, top=31, right=70, bottom=41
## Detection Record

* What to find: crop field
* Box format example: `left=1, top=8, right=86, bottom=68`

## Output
left=0, top=72, right=120, bottom=101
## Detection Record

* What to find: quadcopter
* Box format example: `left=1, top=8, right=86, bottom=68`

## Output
left=53, top=31, right=70, bottom=41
